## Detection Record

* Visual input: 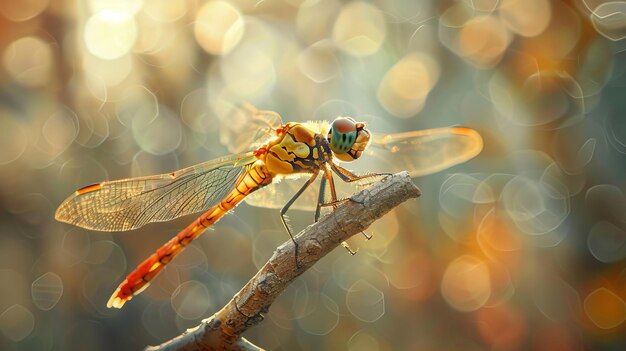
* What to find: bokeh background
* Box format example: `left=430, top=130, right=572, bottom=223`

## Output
left=1, top=0, right=626, bottom=350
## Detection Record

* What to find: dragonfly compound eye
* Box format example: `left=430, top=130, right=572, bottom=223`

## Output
left=328, top=117, right=357, bottom=154
left=327, top=117, right=371, bottom=162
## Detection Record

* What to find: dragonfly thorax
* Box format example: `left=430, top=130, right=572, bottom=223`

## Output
left=261, top=123, right=333, bottom=176
left=327, top=117, right=371, bottom=162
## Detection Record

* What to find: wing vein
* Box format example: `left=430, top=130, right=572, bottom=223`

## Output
left=55, top=154, right=254, bottom=231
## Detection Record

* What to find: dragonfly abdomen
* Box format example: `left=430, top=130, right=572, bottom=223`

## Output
left=107, top=162, right=272, bottom=308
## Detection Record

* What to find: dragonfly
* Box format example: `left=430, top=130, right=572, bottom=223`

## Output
left=55, top=103, right=483, bottom=309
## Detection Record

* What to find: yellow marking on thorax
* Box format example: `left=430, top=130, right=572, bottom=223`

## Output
left=269, top=133, right=310, bottom=160
left=266, top=155, right=293, bottom=174
left=290, top=124, right=317, bottom=147
left=286, top=133, right=311, bottom=158
left=264, top=128, right=316, bottom=176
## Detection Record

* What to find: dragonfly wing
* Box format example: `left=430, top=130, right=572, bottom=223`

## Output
left=217, top=102, right=283, bottom=153
left=244, top=174, right=320, bottom=211
left=244, top=172, right=364, bottom=212
left=348, top=127, right=483, bottom=177
left=55, top=152, right=257, bottom=232
left=246, top=127, right=482, bottom=210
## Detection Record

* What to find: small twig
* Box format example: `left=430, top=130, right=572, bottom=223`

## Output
left=145, top=172, right=421, bottom=351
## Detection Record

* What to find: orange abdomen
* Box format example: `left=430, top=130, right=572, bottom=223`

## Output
left=107, top=162, right=271, bottom=308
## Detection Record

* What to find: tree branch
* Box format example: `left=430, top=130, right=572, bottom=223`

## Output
left=145, top=172, right=421, bottom=351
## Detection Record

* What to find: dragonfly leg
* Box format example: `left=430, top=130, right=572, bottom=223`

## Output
left=330, top=162, right=391, bottom=184
left=329, top=163, right=381, bottom=241
left=319, top=198, right=350, bottom=208
left=323, top=168, right=359, bottom=255
left=280, top=170, right=320, bottom=267
left=315, top=174, right=327, bottom=223
left=342, top=241, right=358, bottom=255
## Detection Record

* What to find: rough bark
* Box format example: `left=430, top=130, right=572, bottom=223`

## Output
left=145, top=172, right=421, bottom=351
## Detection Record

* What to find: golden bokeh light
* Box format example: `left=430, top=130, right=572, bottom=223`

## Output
left=3, top=36, right=53, bottom=88
left=82, top=70, right=108, bottom=102
left=522, top=1, right=581, bottom=61
left=142, top=0, right=187, bottom=23
left=377, top=53, right=440, bottom=118
left=194, top=1, right=244, bottom=55
left=297, top=40, right=339, bottom=83
left=384, top=252, right=437, bottom=301
left=82, top=53, right=133, bottom=87
left=441, top=255, right=491, bottom=312
left=477, top=209, right=522, bottom=255
left=0, top=0, right=48, bottom=22
left=439, top=1, right=474, bottom=28
left=87, top=0, right=143, bottom=15
left=297, top=0, right=342, bottom=44
left=459, top=15, right=512, bottom=68
left=476, top=304, right=526, bottom=349
left=499, top=0, right=552, bottom=37
left=584, top=287, right=626, bottom=330
left=332, top=2, right=386, bottom=57
left=84, top=9, right=138, bottom=60
left=134, top=13, right=175, bottom=54
left=220, top=46, right=276, bottom=99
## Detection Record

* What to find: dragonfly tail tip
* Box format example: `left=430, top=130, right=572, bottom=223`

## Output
left=107, top=296, right=126, bottom=309
left=107, top=288, right=129, bottom=309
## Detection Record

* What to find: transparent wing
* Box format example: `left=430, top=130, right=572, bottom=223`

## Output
left=351, top=127, right=484, bottom=177
left=246, top=127, right=483, bottom=211
left=245, top=174, right=320, bottom=211
left=217, top=102, right=283, bottom=153
left=55, top=152, right=257, bottom=232
left=244, top=172, right=367, bottom=211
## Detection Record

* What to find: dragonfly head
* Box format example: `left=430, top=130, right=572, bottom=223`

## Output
left=327, top=117, right=371, bottom=162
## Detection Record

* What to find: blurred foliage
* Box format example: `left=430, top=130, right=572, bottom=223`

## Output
left=1, top=0, right=626, bottom=350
